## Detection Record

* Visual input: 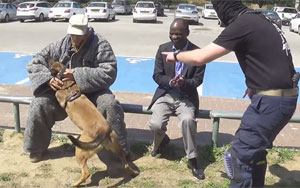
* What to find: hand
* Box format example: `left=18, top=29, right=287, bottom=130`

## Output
left=162, top=52, right=176, bottom=63
left=62, top=69, right=75, bottom=81
left=176, top=75, right=185, bottom=87
left=48, top=77, right=63, bottom=91
left=171, top=75, right=185, bottom=88
left=243, top=88, right=254, bottom=99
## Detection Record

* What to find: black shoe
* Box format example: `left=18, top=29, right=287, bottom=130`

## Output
left=151, top=135, right=170, bottom=157
left=125, top=151, right=137, bottom=162
left=187, top=158, right=205, bottom=180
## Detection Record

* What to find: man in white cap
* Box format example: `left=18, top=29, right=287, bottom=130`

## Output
left=24, top=14, right=130, bottom=163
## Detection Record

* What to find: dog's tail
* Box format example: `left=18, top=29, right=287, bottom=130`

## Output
left=67, top=134, right=106, bottom=150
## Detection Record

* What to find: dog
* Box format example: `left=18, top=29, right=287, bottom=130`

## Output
left=49, top=60, right=139, bottom=187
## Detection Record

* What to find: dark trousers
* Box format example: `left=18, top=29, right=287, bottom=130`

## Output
left=230, top=94, right=297, bottom=187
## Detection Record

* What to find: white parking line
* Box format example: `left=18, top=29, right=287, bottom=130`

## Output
left=16, top=78, right=29, bottom=85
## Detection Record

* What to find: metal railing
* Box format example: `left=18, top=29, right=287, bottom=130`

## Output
left=1, top=94, right=300, bottom=146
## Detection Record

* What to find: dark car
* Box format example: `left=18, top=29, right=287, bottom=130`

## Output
left=260, top=10, right=282, bottom=29
left=154, top=2, right=164, bottom=16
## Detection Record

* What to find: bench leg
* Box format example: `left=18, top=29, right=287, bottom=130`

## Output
left=13, top=103, right=21, bottom=133
left=212, top=117, right=220, bottom=147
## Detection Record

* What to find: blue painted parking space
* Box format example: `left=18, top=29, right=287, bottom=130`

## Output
left=0, top=52, right=299, bottom=102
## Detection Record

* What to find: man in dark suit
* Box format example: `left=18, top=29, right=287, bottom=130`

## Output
left=148, top=18, right=206, bottom=180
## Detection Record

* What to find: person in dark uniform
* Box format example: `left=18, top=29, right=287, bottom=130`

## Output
left=148, top=18, right=206, bottom=180
left=161, top=0, right=298, bottom=187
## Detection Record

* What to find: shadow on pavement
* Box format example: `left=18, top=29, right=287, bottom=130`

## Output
left=265, top=164, right=300, bottom=187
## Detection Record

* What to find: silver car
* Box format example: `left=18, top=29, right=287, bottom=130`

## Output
left=85, top=2, right=116, bottom=22
left=49, top=1, right=85, bottom=22
left=174, top=3, right=199, bottom=25
left=0, top=3, right=17, bottom=22
left=112, top=0, right=132, bottom=15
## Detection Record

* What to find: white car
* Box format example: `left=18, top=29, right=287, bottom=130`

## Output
left=49, top=1, right=85, bottom=22
left=202, top=4, right=217, bottom=19
left=133, top=1, right=157, bottom=23
left=272, top=6, right=298, bottom=25
left=0, top=3, right=17, bottom=22
left=174, top=3, right=199, bottom=24
left=289, top=13, right=300, bottom=34
left=85, top=2, right=116, bottom=22
left=17, top=1, right=52, bottom=22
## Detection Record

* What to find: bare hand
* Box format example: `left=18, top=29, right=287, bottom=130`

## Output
left=243, top=88, right=254, bottom=99
left=48, top=77, right=63, bottom=91
left=176, top=75, right=185, bottom=87
left=171, top=75, right=185, bottom=87
left=162, top=52, right=176, bottom=63
left=62, top=69, right=75, bottom=81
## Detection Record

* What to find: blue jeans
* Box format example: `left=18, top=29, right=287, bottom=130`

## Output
left=230, top=94, right=297, bottom=187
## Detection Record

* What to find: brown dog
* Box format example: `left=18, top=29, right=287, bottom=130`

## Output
left=49, top=60, right=139, bottom=187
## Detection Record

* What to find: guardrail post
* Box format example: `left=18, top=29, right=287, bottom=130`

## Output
left=212, top=117, right=220, bottom=147
left=13, top=103, right=21, bottom=133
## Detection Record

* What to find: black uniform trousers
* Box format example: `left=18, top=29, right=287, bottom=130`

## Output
left=230, top=94, right=298, bottom=187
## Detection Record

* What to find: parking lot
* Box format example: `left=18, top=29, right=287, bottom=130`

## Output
left=1, top=11, right=300, bottom=66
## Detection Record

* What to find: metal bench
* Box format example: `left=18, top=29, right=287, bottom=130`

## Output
left=1, top=94, right=300, bottom=146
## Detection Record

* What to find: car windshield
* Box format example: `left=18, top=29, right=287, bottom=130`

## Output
left=88, top=3, right=105, bottom=7
left=54, top=3, right=71, bottom=8
left=112, top=1, right=123, bottom=6
left=19, top=3, right=35, bottom=8
left=205, top=5, right=214, bottom=9
left=263, top=11, right=280, bottom=19
left=0, top=4, right=4, bottom=8
left=178, top=4, right=196, bottom=10
left=136, top=3, right=154, bottom=8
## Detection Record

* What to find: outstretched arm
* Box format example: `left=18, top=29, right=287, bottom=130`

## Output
left=162, top=43, right=232, bottom=66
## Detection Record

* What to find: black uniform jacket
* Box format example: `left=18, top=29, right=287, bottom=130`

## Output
left=148, top=41, right=206, bottom=111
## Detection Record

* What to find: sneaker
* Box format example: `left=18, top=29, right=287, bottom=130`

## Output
left=187, top=158, right=205, bottom=180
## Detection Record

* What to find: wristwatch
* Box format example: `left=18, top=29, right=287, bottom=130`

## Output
left=173, top=50, right=181, bottom=62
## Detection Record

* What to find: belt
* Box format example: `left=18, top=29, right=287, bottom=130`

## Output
left=255, top=88, right=298, bottom=97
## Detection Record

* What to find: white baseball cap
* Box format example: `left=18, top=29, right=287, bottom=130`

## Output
left=67, top=14, right=88, bottom=35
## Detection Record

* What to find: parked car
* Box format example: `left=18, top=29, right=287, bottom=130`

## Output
left=202, top=3, right=217, bottom=19
left=49, top=1, right=85, bottom=22
left=258, top=10, right=282, bottom=29
left=17, top=1, right=52, bottom=22
left=289, top=13, right=300, bottom=34
left=174, top=3, right=199, bottom=25
left=271, top=6, right=298, bottom=25
left=111, top=0, right=132, bottom=15
left=85, top=2, right=116, bottom=22
left=133, top=1, right=157, bottom=23
left=0, top=3, right=17, bottom=22
left=154, top=2, right=164, bottom=16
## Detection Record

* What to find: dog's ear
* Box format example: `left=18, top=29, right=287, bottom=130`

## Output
left=49, top=60, right=64, bottom=77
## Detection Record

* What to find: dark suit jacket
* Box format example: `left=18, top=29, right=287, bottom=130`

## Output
left=148, top=40, right=206, bottom=110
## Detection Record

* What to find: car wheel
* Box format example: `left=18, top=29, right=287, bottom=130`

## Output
left=298, top=26, right=300, bottom=35
left=4, top=14, right=9, bottom=22
left=51, top=18, right=56, bottom=22
left=37, top=14, right=44, bottom=22
left=19, top=19, right=24, bottom=23
left=153, top=19, right=157, bottom=23
left=106, top=16, right=110, bottom=22
left=112, top=15, right=115, bottom=20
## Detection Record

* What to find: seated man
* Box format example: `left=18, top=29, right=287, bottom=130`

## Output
left=148, top=18, right=206, bottom=180
left=24, top=14, right=130, bottom=162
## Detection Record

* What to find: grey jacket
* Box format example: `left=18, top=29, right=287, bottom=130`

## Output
left=27, top=28, right=117, bottom=96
